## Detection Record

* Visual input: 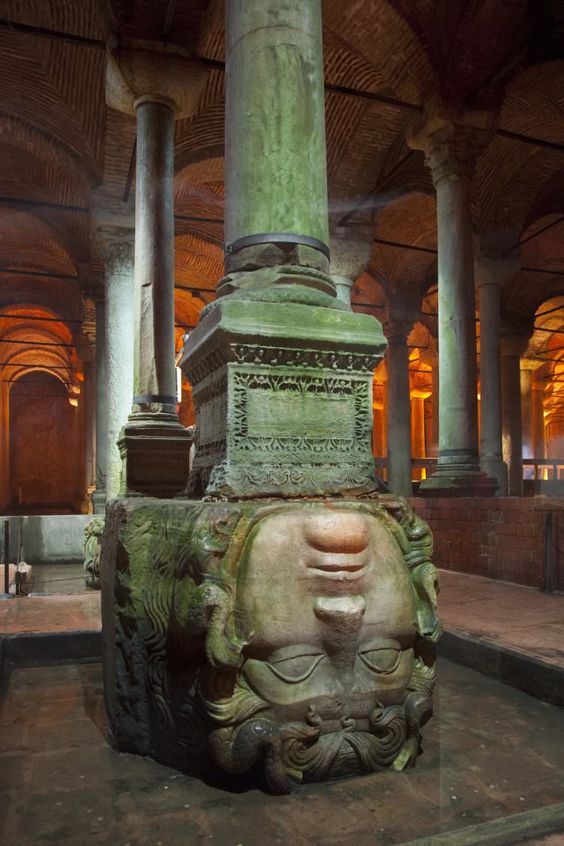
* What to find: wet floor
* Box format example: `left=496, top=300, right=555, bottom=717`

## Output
left=1, top=658, right=564, bottom=845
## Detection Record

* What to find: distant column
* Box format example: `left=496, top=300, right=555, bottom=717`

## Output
left=501, top=326, right=532, bottom=496
left=100, top=230, right=135, bottom=501
left=386, top=318, right=412, bottom=496
left=475, top=254, right=518, bottom=495
left=91, top=293, right=107, bottom=513
left=410, top=119, right=496, bottom=495
left=532, top=374, right=546, bottom=462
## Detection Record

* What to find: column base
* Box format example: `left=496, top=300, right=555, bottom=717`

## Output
left=101, top=495, right=440, bottom=793
left=418, top=462, right=498, bottom=497
left=91, top=489, right=106, bottom=514
left=118, top=414, right=192, bottom=497
left=480, top=457, right=508, bottom=496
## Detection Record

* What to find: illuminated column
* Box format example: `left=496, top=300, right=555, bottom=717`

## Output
left=475, top=254, right=518, bottom=495
left=532, top=373, right=546, bottom=461
left=410, top=119, right=496, bottom=495
left=99, top=229, right=135, bottom=500
left=91, top=293, right=108, bottom=513
left=501, top=325, right=531, bottom=496
left=411, top=392, right=426, bottom=481
left=82, top=359, right=96, bottom=507
left=385, top=317, right=412, bottom=496
left=521, top=364, right=535, bottom=459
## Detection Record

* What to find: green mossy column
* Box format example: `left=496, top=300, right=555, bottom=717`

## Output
left=181, top=0, right=386, bottom=497
left=223, top=0, right=331, bottom=286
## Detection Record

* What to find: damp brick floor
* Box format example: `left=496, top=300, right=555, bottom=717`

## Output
left=1, top=658, right=564, bottom=846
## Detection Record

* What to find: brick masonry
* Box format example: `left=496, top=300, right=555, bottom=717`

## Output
left=411, top=497, right=564, bottom=588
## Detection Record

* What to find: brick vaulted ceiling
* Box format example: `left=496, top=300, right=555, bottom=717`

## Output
left=0, top=0, right=564, bottom=359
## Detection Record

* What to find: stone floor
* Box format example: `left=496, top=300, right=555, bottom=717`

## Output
left=1, top=658, right=564, bottom=846
left=0, top=591, right=100, bottom=636
left=30, top=563, right=86, bottom=595
left=439, top=570, right=564, bottom=667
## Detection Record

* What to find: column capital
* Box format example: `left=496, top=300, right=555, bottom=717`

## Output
left=408, top=112, right=496, bottom=186
left=501, top=321, right=534, bottom=358
left=96, top=224, right=134, bottom=274
left=475, top=252, right=520, bottom=289
left=384, top=317, right=412, bottom=345
left=106, top=44, right=207, bottom=118
left=330, top=226, right=373, bottom=279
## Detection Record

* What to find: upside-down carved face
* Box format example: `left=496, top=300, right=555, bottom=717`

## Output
left=235, top=507, right=417, bottom=730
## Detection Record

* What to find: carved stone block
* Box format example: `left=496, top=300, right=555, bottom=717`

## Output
left=102, top=496, right=440, bottom=794
left=179, top=299, right=387, bottom=498
left=83, top=516, right=105, bottom=589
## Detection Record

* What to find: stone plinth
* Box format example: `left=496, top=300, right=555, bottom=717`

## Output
left=101, top=495, right=440, bottom=793
left=179, top=298, right=387, bottom=498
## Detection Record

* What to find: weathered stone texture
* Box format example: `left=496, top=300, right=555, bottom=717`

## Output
left=101, top=496, right=440, bottom=793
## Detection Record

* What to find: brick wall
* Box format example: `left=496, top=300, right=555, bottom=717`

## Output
left=411, top=497, right=564, bottom=588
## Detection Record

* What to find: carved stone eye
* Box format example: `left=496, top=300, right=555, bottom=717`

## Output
left=266, top=645, right=326, bottom=684
left=358, top=639, right=402, bottom=674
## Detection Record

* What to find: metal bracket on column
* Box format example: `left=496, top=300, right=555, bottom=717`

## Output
left=225, top=232, right=331, bottom=260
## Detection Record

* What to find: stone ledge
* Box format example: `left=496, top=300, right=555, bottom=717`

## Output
left=399, top=801, right=564, bottom=846
left=0, top=629, right=101, bottom=672
left=439, top=629, right=564, bottom=707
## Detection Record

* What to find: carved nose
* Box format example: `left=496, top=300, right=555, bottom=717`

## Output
left=303, top=510, right=370, bottom=554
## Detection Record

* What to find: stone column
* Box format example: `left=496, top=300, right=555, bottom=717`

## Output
left=410, top=119, right=495, bottom=495
left=532, top=373, right=546, bottom=463
left=180, top=0, right=386, bottom=497
left=501, top=326, right=531, bottom=496
left=330, top=227, right=373, bottom=308
left=118, top=98, right=192, bottom=496
left=332, top=275, right=354, bottom=307
left=91, top=294, right=107, bottom=513
left=83, top=359, right=96, bottom=507
left=475, top=254, right=518, bottom=495
left=520, top=365, right=535, bottom=459
left=411, top=392, right=427, bottom=481
left=100, top=230, right=135, bottom=501
left=385, top=319, right=412, bottom=496
left=222, top=0, right=333, bottom=296
left=106, top=49, right=206, bottom=495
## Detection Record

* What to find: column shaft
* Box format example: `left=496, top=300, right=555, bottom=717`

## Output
left=436, top=174, right=479, bottom=466
left=532, top=381, right=546, bottom=461
left=520, top=368, right=533, bottom=458
left=411, top=122, right=496, bottom=496
left=83, top=360, right=96, bottom=507
left=119, top=99, right=190, bottom=496
left=225, top=0, right=329, bottom=267
left=105, top=237, right=135, bottom=500
left=430, top=361, right=439, bottom=458
left=478, top=280, right=506, bottom=494
left=501, top=352, right=524, bottom=496
left=386, top=326, right=412, bottom=496
left=133, top=100, right=177, bottom=411
left=92, top=296, right=107, bottom=513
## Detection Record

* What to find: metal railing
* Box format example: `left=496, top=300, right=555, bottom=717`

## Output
left=374, top=457, right=564, bottom=483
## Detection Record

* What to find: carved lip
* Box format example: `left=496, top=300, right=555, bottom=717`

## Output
left=308, top=560, right=368, bottom=579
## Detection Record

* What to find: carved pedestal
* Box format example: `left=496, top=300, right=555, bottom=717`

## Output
left=102, top=496, right=440, bottom=793
left=179, top=298, right=386, bottom=498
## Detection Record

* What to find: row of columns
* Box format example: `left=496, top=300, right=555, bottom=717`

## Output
left=86, top=37, right=537, bottom=506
